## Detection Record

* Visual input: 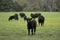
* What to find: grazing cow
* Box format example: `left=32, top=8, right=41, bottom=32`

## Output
left=27, top=18, right=37, bottom=35
left=15, top=14, right=18, bottom=20
left=30, top=13, right=41, bottom=19
left=19, top=13, right=25, bottom=18
left=8, top=14, right=18, bottom=21
left=24, top=16, right=27, bottom=21
left=30, top=13, right=36, bottom=19
left=38, top=15, right=45, bottom=26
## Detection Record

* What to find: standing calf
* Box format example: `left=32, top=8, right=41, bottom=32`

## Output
left=27, top=18, right=37, bottom=35
left=38, top=15, right=45, bottom=26
left=24, top=16, right=27, bottom=21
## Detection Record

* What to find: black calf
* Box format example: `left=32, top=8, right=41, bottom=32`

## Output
left=9, top=15, right=15, bottom=21
left=24, top=16, right=27, bottom=21
left=19, top=13, right=25, bottom=18
left=38, top=15, right=45, bottom=26
left=15, top=14, right=18, bottom=20
left=8, top=14, right=18, bottom=21
left=27, top=18, right=37, bottom=35
left=31, top=13, right=41, bottom=19
left=31, top=13, right=36, bottom=19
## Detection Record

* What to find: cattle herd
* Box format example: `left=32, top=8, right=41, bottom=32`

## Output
left=8, top=13, right=45, bottom=35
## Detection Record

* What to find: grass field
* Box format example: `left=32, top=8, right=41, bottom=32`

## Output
left=0, top=12, right=60, bottom=40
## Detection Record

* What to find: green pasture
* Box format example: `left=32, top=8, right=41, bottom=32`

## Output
left=0, top=12, right=60, bottom=40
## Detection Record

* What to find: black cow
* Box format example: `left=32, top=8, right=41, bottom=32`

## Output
left=19, top=13, right=25, bottom=18
left=31, top=13, right=36, bottom=19
left=15, top=14, right=18, bottom=20
left=24, top=16, right=27, bottom=21
left=8, top=14, right=18, bottom=21
left=34, top=13, right=41, bottom=17
left=38, top=15, right=45, bottom=26
left=30, top=13, right=41, bottom=19
left=27, top=18, right=37, bottom=35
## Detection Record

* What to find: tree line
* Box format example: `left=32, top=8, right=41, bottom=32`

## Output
left=0, top=0, right=60, bottom=12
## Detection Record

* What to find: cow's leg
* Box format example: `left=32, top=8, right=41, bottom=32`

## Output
left=41, top=22, right=44, bottom=26
left=38, top=20, right=41, bottom=25
left=28, top=29, right=30, bottom=35
left=34, top=28, right=36, bottom=35
left=15, top=18, right=17, bottom=20
left=16, top=17, right=18, bottom=20
left=16, top=18, right=18, bottom=20
left=41, top=22, right=43, bottom=26
left=38, top=22, right=40, bottom=25
left=31, top=29, right=33, bottom=35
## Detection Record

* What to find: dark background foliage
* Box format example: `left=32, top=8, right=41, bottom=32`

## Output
left=0, top=0, right=60, bottom=12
